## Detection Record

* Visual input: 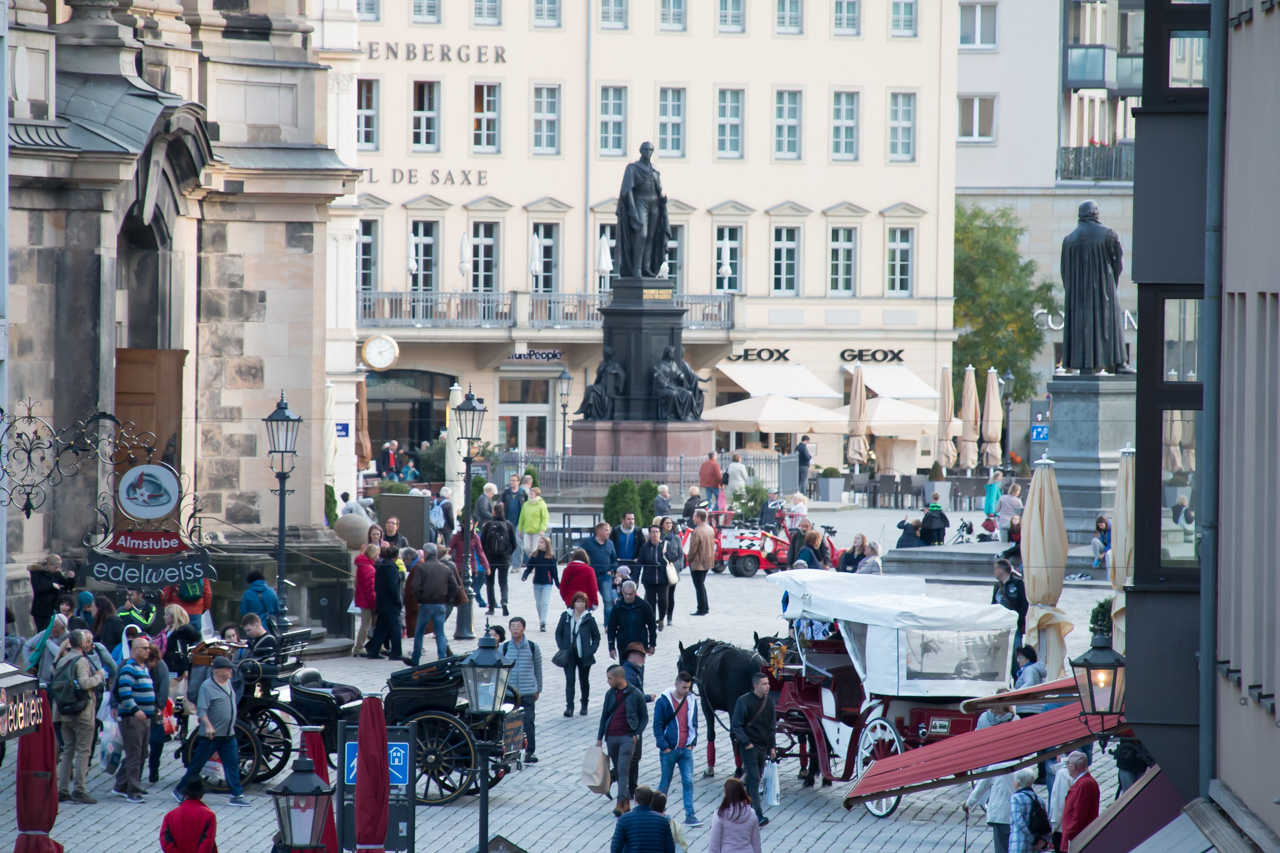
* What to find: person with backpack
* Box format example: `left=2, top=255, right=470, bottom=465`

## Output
left=499, top=617, right=543, bottom=764
left=162, top=578, right=213, bottom=623
left=433, top=488, right=456, bottom=543
left=1009, top=768, right=1053, bottom=853
left=480, top=503, right=518, bottom=618
left=239, top=568, right=281, bottom=632
left=53, top=629, right=106, bottom=804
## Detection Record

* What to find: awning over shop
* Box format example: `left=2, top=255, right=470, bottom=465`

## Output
left=841, top=364, right=941, bottom=399
left=842, top=703, right=1124, bottom=808
left=717, top=363, right=843, bottom=399
left=959, top=676, right=1079, bottom=713
left=702, top=395, right=846, bottom=434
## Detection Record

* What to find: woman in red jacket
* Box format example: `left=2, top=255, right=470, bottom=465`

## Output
left=353, top=543, right=378, bottom=657
left=558, top=548, right=599, bottom=610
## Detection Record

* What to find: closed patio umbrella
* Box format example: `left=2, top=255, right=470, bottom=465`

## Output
left=15, top=692, right=62, bottom=853
left=1022, top=453, right=1074, bottom=678
left=324, top=381, right=337, bottom=486
left=1179, top=410, right=1196, bottom=472
left=445, top=383, right=464, bottom=499
left=302, top=727, right=339, bottom=853
left=936, top=365, right=957, bottom=470
left=979, top=367, right=1003, bottom=469
left=845, top=362, right=869, bottom=467
left=958, top=365, right=980, bottom=470
left=354, top=696, right=390, bottom=853
left=1109, top=445, right=1135, bottom=654
left=355, top=380, right=372, bottom=472
left=1162, top=410, right=1183, bottom=473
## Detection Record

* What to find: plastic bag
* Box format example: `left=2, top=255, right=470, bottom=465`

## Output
left=99, top=720, right=124, bottom=777
left=582, top=745, right=610, bottom=796
left=162, top=699, right=178, bottom=737
left=762, top=760, right=781, bottom=807
left=97, top=691, right=116, bottom=724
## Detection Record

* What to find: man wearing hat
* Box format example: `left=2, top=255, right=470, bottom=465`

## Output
left=161, top=778, right=218, bottom=853
left=758, top=489, right=784, bottom=530
left=174, top=656, right=250, bottom=806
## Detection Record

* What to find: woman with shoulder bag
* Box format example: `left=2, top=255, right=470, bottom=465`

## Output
left=637, top=525, right=670, bottom=630
left=554, top=592, right=599, bottom=718
left=658, top=516, right=682, bottom=628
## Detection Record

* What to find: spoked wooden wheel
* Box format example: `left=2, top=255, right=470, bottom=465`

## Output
left=244, top=704, right=306, bottom=782
left=409, top=711, right=478, bottom=806
left=183, top=719, right=263, bottom=793
left=855, top=718, right=904, bottom=818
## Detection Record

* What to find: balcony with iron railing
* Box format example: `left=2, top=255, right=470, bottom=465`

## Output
left=1057, top=144, right=1135, bottom=182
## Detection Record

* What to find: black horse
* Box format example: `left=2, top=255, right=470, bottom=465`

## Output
left=752, top=631, right=828, bottom=788
left=677, top=639, right=762, bottom=778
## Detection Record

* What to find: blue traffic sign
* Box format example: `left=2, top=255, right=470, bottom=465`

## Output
left=343, top=741, right=411, bottom=786
left=1031, top=424, right=1050, bottom=442
left=344, top=742, right=358, bottom=785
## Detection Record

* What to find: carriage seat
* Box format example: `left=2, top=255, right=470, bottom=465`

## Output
left=289, top=668, right=364, bottom=714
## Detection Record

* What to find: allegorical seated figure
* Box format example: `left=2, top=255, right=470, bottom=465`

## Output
left=654, top=346, right=696, bottom=421
left=576, top=346, right=626, bottom=421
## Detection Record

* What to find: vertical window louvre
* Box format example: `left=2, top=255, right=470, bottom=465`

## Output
left=471, top=222, right=498, bottom=292
left=412, top=82, right=439, bottom=151
left=772, top=226, right=799, bottom=294
left=889, top=92, right=916, bottom=161
left=832, top=91, right=859, bottom=160
left=598, top=223, right=618, bottom=291
left=661, top=0, right=687, bottom=29
left=960, top=3, right=997, bottom=47
left=958, top=96, right=996, bottom=141
left=777, top=0, right=803, bottom=33
left=412, top=0, right=440, bottom=23
left=410, top=221, right=436, bottom=292
left=891, top=0, right=917, bottom=35
left=533, top=0, right=561, bottom=26
left=357, top=220, right=378, bottom=291
left=356, top=80, right=378, bottom=150
left=532, top=223, right=558, bottom=293
left=666, top=224, right=684, bottom=291
left=532, top=86, right=560, bottom=154
left=834, top=0, right=860, bottom=34
left=600, top=86, right=626, bottom=155
left=473, top=84, right=500, bottom=153
left=830, top=227, right=857, bottom=294
left=719, top=0, right=745, bottom=31
left=715, top=226, right=742, bottom=292
left=658, top=88, right=685, bottom=157
left=774, top=90, right=802, bottom=159
left=356, top=0, right=379, bottom=21
left=887, top=227, right=913, bottom=294
left=717, top=89, right=744, bottom=158
left=601, top=0, right=627, bottom=27
left=474, top=0, right=501, bottom=25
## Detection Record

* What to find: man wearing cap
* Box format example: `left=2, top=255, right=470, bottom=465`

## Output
left=161, top=778, right=218, bottom=853
left=758, top=489, right=784, bottom=530
left=175, top=656, right=250, bottom=806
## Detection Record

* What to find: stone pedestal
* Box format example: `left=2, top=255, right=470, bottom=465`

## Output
left=570, top=419, right=714, bottom=458
left=1045, top=375, right=1136, bottom=544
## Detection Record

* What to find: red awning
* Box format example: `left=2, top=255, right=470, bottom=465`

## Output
left=959, top=676, right=1080, bottom=713
left=844, top=704, right=1124, bottom=808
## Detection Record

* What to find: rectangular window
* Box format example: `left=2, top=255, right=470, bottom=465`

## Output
left=891, top=0, right=917, bottom=35
left=661, top=0, right=687, bottom=29
left=834, top=0, right=860, bottom=34
left=600, top=86, right=626, bottom=155
left=832, top=91, right=859, bottom=160
left=532, top=223, right=558, bottom=293
left=666, top=224, right=684, bottom=291
left=777, top=0, right=803, bottom=33
left=772, top=226, right=799, bottom=294
left=601, top=0, right=627, bottom=28
left=412, top=0, right=440, bottom=23
left=474, top=0, right=501, bottom=25
left=774, top=90, right=802, bottom=159
left=412, top=82, right=439, bottom=151
left=598, top=223, right=618, bottom=291
left=356, top=80, right=378, bottom=150
left=533, top=0, right=561, bottom=26
left=410, top=221, right=437, bottom=292
left=658, top=88, right=685, bottom=157
left=532, top=85, right=560, bottom=154
left=887, top=227, right=913, bottom=294
left=830, top=227, right=857, bottom=294
left=719, top=0, right=745, bottom=31
left=356, top=0, right=379, bottom=21
left=715, top=225, right=742, bottom=292
left=958, top=95, right=995, bottom=141
left=959, top=3, right=997, bottom=47
left=472, top=84, right=500, bottom=153
left=717, top=89, right=744, bottom=159
left=889, top=92, right=916, bottom=161
left=471, top=222, right=499, bottom=292
left=357, top=220, right=378, bottom=291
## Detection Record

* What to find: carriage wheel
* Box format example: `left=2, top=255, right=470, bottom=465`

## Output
left=244, top=704, right=306, bottom=782
left=855, top=718, right=904, bottom=818
left=736, top=555, right=760, bottom=578
left=409, top=711, right=478, bottom=806
left=183, top=719, right=263, bottom=793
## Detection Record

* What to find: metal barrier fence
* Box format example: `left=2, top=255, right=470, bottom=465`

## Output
left=493, top=450, right=798, bottom=497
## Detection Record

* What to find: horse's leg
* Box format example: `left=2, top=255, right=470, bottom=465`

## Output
left=702, top=700, right=716, bottom=778
left=798, top=732, right=811, bottom=783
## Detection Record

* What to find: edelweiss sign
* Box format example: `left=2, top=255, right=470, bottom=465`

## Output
left=88, top=548, right=214, bottom=589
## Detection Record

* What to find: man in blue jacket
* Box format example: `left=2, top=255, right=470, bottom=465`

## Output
left=653, top=672, right=702, bottom=827
left=581, top=522, right=619, bottom=622
left=611, top=785, right=675, bottom=853
left=239, top=568, right=281, bottom=631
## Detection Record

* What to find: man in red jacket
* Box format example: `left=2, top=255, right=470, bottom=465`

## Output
left=698, top=452, right=723, bottom=512
left=161, top=778, right=218, bottom=853
left=1061, top=751, right=1100, bottom=847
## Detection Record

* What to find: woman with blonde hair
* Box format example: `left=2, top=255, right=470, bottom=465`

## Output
left=28, top=554, right=76, bottom=633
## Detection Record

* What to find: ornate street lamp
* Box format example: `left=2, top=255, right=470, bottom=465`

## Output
left=268, top=730, right=333, bottom=853
left=1070, top=632, right=1127, bottom=733
left=1000, top=368, right=1015, bottom=473
left=461, top=635, right=514, bottom=853
left=453, top=387, right=487, bottom=638
left=264, top=392, right=302, bottom=627
left=556, top=367, right=573, bottom=493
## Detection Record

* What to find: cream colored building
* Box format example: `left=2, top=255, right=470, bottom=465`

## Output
left=344, top=0, right=958, bottom=473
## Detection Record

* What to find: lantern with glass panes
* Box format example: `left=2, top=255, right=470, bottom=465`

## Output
left=268, top=733, right=333, bottom=853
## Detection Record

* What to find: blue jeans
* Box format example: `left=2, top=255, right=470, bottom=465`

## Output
left=597, top=575, right=617, bottom=623
left=705, top=487, right=721, bottom=510
left=659, top=747, right=697, bottom=820
left=177, top=734, right=242, bottom=797
left=472, top=571, right=487, bottom=607
left=412, top=604, right=449, bottom=664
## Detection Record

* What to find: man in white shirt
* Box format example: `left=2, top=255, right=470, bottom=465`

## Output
left=1048, top=754, right=1075, bottom=853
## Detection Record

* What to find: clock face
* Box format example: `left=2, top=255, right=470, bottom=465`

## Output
left=363, top=335, right=399, bottom=370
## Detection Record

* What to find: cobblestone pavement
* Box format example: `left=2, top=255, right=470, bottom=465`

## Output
left=0, top=566, right=1117, bottom=853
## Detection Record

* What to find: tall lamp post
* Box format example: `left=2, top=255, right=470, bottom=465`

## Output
left=556, top=367, right=573, bottom=495
left=265, top=392, right=302, bottom=627
left=1000, top=368, right=1015, bottom=473
left=459, top=635, right=514, bottom=853
left=453, top=387, right=487, bottom=641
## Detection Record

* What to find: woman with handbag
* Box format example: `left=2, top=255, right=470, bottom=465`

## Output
left=554, top=591, right=599, bottom=717
left=637, top=525, right=671, bottom=630
left=658, top=517, right=683, bottom=628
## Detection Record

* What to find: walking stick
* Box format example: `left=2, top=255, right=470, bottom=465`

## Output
left=962, top=806, right=969, bottom=853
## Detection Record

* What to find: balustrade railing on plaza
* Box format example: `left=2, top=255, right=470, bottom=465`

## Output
left=492, top=449, right=799, bottom=498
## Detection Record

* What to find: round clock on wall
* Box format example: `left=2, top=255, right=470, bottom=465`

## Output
left=362, top=334, right=400, bottom=371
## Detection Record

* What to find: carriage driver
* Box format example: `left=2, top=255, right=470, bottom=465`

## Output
left=730, top=672, right=777, bottom=827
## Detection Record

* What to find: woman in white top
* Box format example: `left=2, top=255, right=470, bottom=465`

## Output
left=726, top=454, right=750, bottom=504
left=996, top=483, right=1024, bottom=540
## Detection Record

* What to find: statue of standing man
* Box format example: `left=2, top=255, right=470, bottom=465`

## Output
left=616, top=142, right=671, bottom=278
left=1060, top=200, right=1135, bottom=374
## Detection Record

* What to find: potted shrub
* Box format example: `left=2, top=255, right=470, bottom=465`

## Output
left=817, top=467, right=843, bottom=502
left=927, top=461, right=950, bottom=508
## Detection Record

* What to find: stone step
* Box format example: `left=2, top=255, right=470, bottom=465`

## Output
left=884, top=540, right=1106, bottom=580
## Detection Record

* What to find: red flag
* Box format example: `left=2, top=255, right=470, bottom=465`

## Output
left=354, top=696, right=389, bottom=852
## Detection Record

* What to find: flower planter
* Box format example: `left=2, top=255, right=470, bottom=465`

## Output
left=818, top=478, right=843, bottom=502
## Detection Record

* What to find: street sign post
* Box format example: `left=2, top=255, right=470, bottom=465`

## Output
left=335, top=721, right=417, bottom=852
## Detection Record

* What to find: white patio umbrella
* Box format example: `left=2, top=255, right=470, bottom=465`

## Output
left=980, top=367, right=1003, bottom=469
left=702, top=395, right=847, bottom=435
left=1179, top=410, right=1196, bottom=472
left=936, top=364, right=957, bottom=469
left=845, top=362, right=869, bottom=468
left=445, top=383, right=464, bottom=500
left=596, top=233, right=614, bottom=276
left=528, top=228, right=542, bottom=275
left=459, top=230, right=473, bottom=279
left=958, top=365, right=980, bottom=470
left=1109, top=445, right=1135, bottom=654
left=1022, top=453, right=1074, bottom=678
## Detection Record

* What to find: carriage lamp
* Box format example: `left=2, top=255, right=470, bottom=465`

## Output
left=1070, top=633, right=1127, bottom=719
left=462, top=634, right=513, bottom=715
left=268, top=730, right=333, bottom=853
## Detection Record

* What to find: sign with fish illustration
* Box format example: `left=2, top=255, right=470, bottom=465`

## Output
left=117, top=463, right=182, bottom=520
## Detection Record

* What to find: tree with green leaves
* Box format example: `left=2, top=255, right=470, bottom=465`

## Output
left=953, top=203, right=1060, bottom=403
left=603, top=480, right=640, bottom=527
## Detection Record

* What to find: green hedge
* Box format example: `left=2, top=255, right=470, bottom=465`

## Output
left=637, top=480, right=658, bottom=528
left=603, top=479, right=640, bottom=527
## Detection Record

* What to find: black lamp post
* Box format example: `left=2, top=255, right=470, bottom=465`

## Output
left=556, top=367, right=573, bottom=494
left=453, top=387, right=487, bottom=641
left=460, top=635, right=514, bottom=853
left=1070, top=632, right=1127, bottom=735
left=264, top=392, right=302, bottom=627
left=268, top=728, right=333, bottom=853
left=1000, top=368, right=1015, bottom=473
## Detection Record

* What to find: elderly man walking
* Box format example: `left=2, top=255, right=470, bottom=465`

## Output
left=501, top=617, right=543, bottom=764
left=175, top=656, right=250, bottom=806
left=113, top=636, right=155, bottom=802
left=1009, top=768, right=1052, bottom=853
left=55, top=629, right=106, bottom=804
left=607, top=581, right=657, bottom=659
left=1060, top=751, right=1100, bottom=848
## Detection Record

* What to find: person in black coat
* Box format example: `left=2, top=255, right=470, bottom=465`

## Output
left=895, top=518, right=926, bottom=548
left=365, top=543, right=404, bottom=660
left=636, top=526, right=675, bottom=628
left=480, top=503, right=518, bottom=617
left=606, top=582, right=657, bottom=657
left=28, top=555, right=76, bottom=633
left=554, top=592, right=600, bottom=716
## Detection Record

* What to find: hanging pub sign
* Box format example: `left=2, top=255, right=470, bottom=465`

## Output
left=0, top=663, right=43, bottom=741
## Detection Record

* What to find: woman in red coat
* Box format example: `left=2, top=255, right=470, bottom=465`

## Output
left=558, top=548, right=599, bottom=610
left=353, top=543, right=378, bottom=657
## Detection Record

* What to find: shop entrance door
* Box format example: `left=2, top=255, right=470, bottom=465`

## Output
left=497, top=414, right=548, bottom=453
left=497, top=378, right=553, bottom=455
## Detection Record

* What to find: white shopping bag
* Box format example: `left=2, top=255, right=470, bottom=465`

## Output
left=582, top=746, right=611, bottom=795
left=762, top=760, right=781, bottom=807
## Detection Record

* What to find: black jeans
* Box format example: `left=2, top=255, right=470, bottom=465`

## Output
left=741, top=746, right=768, bottom=819
left=485, top=563, right=510, bottom=609
left=666, top=584, right=677, bottom=622
left=564, top=664, right=591, bottom=708
left=643, top=582, right=669, bottom=624
left=519, top=694, right=537, bottom=755
left=689, top=570, right=709, bottom=613
left=367, top=610, right=403, bottom=659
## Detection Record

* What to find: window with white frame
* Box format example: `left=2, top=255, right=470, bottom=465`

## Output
left=356, top=0, right=379, bottom=21
left=832, top=91, right=858, bottom=160
left=774, top=90, right=802, bottom=159
left=533, top=0, right=561, bottom=26
left=715, top=225, right=742, bottom=292
left=658, top=88, right=685, bottom=156
left=830, top=227, right=857, bottom=294
left=598, top=223, right=618, bottom=291
left=661, top=0, right=687, bottom=30
left=772, top=226, right=800, bottom=294
left=666, top=225, right=684, bottom=290
left=600, top=86, right=626, bottom=155
left=356, top=80, right=378, bottom=150
left=887, top=227, right=913, bottom=294
left=357, top=220, right=378, bottom=290
left=412, top=82, right=439, bottom=151
left=717, top=89, right=744, bottom=158
left=532, top=86, right=560, bottom=154
left=601, top=0, right=627, bottom=28
left=959, top=3, right=996, bottom=47
left=889, top=92, right=915, bottom=161
left=413, top=0, right=440, bottom=23
left=719, top=0, right=745, bottom=31
left=532, top=222, right=558, bottom=293
left=472, top=84, right=500, bottom=153
left=891, top=0, right=917, bottom=35
left=410, top=220, right=437, bottom=291
left=777, top=0, right=803, bottom=33
left=471, top=222, right=499, bottom=292
left=834, top=0, right=860, bottom=34
left=958, top=96, right=995, bottom=141
left=474, top=0, right=501, bottom=25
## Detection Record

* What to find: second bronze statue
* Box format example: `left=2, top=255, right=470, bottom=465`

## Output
left=616, top=142, right=671, bottom=278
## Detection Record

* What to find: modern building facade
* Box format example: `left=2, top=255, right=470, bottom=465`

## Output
left=344, top=0, right=959, bottom=471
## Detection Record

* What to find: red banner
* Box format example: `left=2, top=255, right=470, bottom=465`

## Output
left=106, top=530, right=189, bottom=556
